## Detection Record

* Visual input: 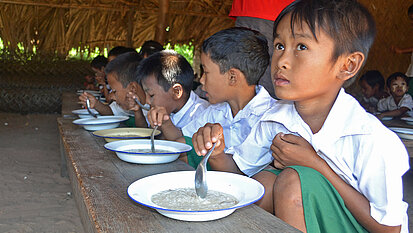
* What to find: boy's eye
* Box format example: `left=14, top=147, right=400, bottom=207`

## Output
left=274, top=43, right=284, bottom=50
left=297, top=44, right=307, bottom=51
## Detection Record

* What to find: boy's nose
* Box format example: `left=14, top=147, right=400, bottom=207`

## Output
left=200, top=73, right=206, bottom=85
left=273, top=51, right=290, bottom=71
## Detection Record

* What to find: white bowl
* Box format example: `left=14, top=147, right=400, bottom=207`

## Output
left=72, top=109, right=101, bottom=118
left=77, top=90, right=101, bottom=97
left=104, top=139, right=191, bottom=164
left=389, top=127, right=413, bottom=140
left=127, top=171, right=264, bottom=221
left=380, top=116, right=393, bottom=121
left=72, top=116, right=129, bottom=131
left=401, top=117, right=413, bottom=125
left=93, top=128, right=161, bottom=142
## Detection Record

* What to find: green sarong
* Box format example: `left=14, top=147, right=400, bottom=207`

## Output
left=184, top=136, right=211, bottom=170
left=124, top=116, right=136, bottom=127
left=265, top=166, right=368, bottom=233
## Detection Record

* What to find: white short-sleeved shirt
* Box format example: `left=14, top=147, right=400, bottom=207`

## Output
left=182, top=85, right=277, bottom=151
left=170, top=91, right=210, bottom=130
left=109, top=101, right=134, bottom=116
left=377, top=94, right=413, bottom=112
left=231, top=88, right=409, bottom=231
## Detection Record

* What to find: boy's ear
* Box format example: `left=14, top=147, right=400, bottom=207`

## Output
left=227, top=68, right=243, bottom=86
left=338, top=52, right=364, bottom=81
left=128, top=81, right=146, bottom=103
left=171, top=83, right=184, bottom=100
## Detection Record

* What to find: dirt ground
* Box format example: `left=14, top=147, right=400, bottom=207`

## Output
left=0, top=112, right=411, bottom=232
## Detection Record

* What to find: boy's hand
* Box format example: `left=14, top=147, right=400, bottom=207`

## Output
left=192, top=123, right=225, bottom=157
left=147, top=106, right=170, bottom=127
left=79, top=92, right=98, bottom=108
left=271, top=133, right=320, bottom=169
left=126, top=92, right=143, bottom=112
left=95, top=76, right=106, bottom=85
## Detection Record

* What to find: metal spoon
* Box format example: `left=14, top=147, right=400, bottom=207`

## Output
left=133, top=97, right=150, bottom=111
left=150, top=125, right=159, bottom=153
left=194, top=142, right=216, bottom=198
left=86, top=98, right=98, bottom=118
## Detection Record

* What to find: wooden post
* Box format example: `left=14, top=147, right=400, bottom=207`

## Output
left=126, top=8, right=134, bottom=47
left=155, top=0, right=169, bottom=44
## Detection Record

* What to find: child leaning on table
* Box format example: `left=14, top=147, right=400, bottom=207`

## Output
left=357, top=70, right=388, bottom=113
left=79, top=52, right=147, bottom=127
left=149, top=27, right=276, bottom=168
left=129, top=50, right=209, bottom=131
left=192, top=0, right=409, bottom=232
left=377, top=72, right=413, bottom=119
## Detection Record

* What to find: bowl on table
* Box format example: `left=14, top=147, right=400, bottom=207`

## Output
left=104, top=139, right=191, bottom=164
left=127, top=170, right=265, bottom=221
left=72, top=116, right=129, bottom=131
left=72, top=109, right=101, bottom=119
left=389, top=127, right=413, bottom=140
left=380, top=116, right=393, bottom=121
left=401, top=117, right=413, bottom=125
left=93, top=128, right=161, bottom=142
left=76, top=90, right=101, bottom=97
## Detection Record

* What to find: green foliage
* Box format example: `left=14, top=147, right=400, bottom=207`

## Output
left=165, top=42, right=194, bottom=65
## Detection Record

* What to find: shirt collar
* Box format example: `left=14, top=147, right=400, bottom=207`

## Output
left=170, top=91, right=197, bottom=122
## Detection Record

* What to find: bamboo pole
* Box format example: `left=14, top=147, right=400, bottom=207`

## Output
left=155, top=0, right=169, bottom=44
left=126, top=8, right=134, bottom=47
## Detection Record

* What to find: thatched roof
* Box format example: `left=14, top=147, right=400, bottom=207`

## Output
left=0, top=0, right=234, bottom=55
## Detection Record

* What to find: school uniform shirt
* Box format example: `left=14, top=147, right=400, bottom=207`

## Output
left=170, top=91, right=210, bottom=130
left=181, top=85, right=277, bottom=151
left=109, top=101, right=134, bottom=116
left=230, top=88, right=409, bottom=231
left=377, top=94, right=413, bottom=112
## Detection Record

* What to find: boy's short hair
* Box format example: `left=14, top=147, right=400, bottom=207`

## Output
left=104, top=52, right=142, bottom=88
left=386, top=72, right=409, bottom=88
left=139, top=40, right=164, bottom=57
left=359, top=70, right=385, bottom=90
left=408, top=4, right=413, bottom=15
left=108, top=46, right=137, bottom=58
left=90, top=55, right=108, bottom=69
left=136, top=50, right=194, bottom=94
left=201, top=27, right=269, bottom=86
left=274, top=0, right=376, bottom=87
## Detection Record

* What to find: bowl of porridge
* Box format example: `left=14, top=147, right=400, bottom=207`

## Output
left=127, top=170, right=265, bottom=221
left=93, top=128, right=161, bottom=142
left=104, top=139, right=192, bottom=164
left=72, top=116, right=129, bottom=131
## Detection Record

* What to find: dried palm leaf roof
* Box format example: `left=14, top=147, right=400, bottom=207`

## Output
left=0, top=0, right=234, bottom=55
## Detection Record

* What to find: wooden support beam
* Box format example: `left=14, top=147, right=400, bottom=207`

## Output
left=126, top=8, right=134, bottom=47
left=154, top=0, right=169, bottom=44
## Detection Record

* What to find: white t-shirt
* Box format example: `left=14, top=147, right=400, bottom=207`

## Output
left=230, top=88, right=409, bottom=231
left=109, top=101, right=134, bottom=116
left=170, top=91, right=210, bottom=129
left=182, top=85, right=277, bottom=151
left=377, top=94, right=413, bottom=112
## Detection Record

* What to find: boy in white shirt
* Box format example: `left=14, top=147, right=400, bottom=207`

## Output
left=148, top=28, right=276, bottom=168
left=80, top=52, right=147, bottom=127
left=130, top=50, right=210, bottom=131
left=377, top=72, right=413, bottom=119
left=192, top=0, right=409, bottom=232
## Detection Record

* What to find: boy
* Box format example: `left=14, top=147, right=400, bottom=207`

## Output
left=149, top=27, right=276, bottom=168
left=358, top=70, right=388, bottom=113
left=139, top=40, right=164, bottom=58
left=80, top=52, right=147, bottom=127
left=192, top=0, right=409, bottom=232
left=90, top=55, right=110, bottom=102
left=377, top=72, right=413, bottom=119
left=131, top=50, right=209, bottom=131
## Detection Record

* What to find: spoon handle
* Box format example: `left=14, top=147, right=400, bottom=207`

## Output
left=151, top=125, right=159, bottom=152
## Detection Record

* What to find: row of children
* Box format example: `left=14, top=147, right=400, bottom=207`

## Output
left=79, top=0, right=409, bottom=232
left=358, top=71, right=413, bottom=119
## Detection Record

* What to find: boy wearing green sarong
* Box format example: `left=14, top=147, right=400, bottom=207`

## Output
left=191, top=0, right=409, bottom=232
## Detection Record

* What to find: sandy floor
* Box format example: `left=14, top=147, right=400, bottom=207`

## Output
left=0, top=113, right=83, bottom=233
left=0, top=112, right=411, bottom=232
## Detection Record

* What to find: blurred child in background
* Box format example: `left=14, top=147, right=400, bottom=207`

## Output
left=377, top=72, right=413, bottom=118
left=139, top=40, right=164, bottom=58
left=358, top=70, right=388, bottom=113
left=90, top=55, right=110, bottom=102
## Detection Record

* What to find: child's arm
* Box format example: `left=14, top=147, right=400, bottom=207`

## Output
left=147, top=106, right=183, bottom=140
left=272, top=133, right=402, bottom=233
left=192, top=123, right=243, bottom=174
left=376, top=107, right=409, bottom=119
left=392, top=45, right=413, bottom=54
left=79, top=92, right=113, bottom=115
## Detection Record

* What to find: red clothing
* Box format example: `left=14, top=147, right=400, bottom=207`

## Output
left=229, top=0, right=295, bottom=21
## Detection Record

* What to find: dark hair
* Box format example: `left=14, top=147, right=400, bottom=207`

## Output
left=202, top=27, right=269, bottom=85
left=139, top=40, right=164, bottom=57
left=274, top=0, right=376, bottom=87
left=408, top=4, right=413, bottom=15
left=359, top=70, right=385, bottom=90
left=108, top=46, right=137, bottom=58
left=386, top=72, right=409, bottom=88
left=90, top=55, right=108, bottom=69
left=104, top=52, right=142, bottom=88
left=136, top=50, right=194, bottom=95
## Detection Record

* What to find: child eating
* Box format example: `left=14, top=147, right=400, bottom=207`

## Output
left=192, top=0, right=409, bottom=232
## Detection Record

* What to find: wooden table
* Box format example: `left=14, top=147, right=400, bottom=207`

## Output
left=382, top=118, right=413, bottom=158
left=58, top=92, right=299, bottom=233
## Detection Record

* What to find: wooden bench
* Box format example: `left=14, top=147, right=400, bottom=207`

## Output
left=58, top=92, right=299, bottom=233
